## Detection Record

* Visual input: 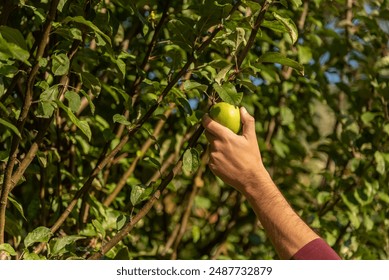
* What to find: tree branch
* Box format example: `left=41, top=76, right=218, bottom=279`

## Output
left=0, top=0, right=60, bottom=245
left=236, top=1, right=271, bottom=70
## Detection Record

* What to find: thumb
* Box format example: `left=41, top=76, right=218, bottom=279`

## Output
left=240, top=107, right=256, bottom=140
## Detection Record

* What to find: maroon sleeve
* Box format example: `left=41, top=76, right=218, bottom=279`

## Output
left=292, top=238, right=341, bottom=260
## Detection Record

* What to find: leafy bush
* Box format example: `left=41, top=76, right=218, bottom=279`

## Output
left=0, top=0, right=388, bottom=260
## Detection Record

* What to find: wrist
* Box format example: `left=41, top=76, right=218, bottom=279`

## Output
left=240, top=164, right=275, bottom=199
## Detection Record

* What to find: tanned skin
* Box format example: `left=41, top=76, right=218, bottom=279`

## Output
left=203, top=107, right=319, bottom=259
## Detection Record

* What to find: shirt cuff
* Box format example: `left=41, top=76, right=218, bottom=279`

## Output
left=292, top=238, right=341, bottom=260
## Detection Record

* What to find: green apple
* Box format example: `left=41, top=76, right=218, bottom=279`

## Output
left=209, top=102, right=241, bottom=134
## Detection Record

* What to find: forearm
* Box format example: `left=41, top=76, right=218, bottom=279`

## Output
left=242, top=167, right=319, bottom=259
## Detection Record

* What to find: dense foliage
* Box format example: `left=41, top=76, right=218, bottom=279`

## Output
left=0, top=0, right=388, bottom=260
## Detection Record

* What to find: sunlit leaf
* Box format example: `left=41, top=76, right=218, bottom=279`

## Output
left=273, top=12, right=298, bottom=45
left=258, top=52, right=304, bottom=75
left=213, top=82, right=243, bottom=106
left=0, top=26, right=31, bottom=65
left=51, top=53, right=70, bottom=76
left=374, top=151, right=385, bottom=175
left=215, top=64, right=233, bottom=85
left=57, top=101, right=92, bottom=141
left=113, top=114, right=132, bottom=126
left=24, top=227, right=53, bottom=248
left=0, top=244, right=16, bottom=256
left=183, top=148, right=200, bottom=175
left=51, top=236, right=86, bottom=256
left=64, top=91, right=81, bottom=113
left=92, top=219, right=106, bottom=239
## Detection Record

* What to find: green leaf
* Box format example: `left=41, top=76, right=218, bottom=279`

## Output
left=4, top=212, right=22, bottom=237
left=0, top=26, right=27, bottom=50
left=63, top=16, right=111, bottom=46
left=0, top=118, right=21, bottom=138
left=280, top=107, right=294, bottom=125
left=341, top=193, right=359, bottom=213
left=363, top=213, right=374, bottom=231
left=383, top=123, right=389, bottom=135
left=347, top=211, right=361, bottom=229
left=81, top=72, right=101, bottom=96
left=64, top=91, right=81, bottom=113
left=37, top=85, right=59, bottom=118
left=56, top=101, right=92, bottom=141
left=131, top=184, right=147, bottom=206
left=40, top=85, right=59, bottom=102
left=183, top=80, right=208, bottom=92
left=258, top=52, right=304, bottom=75
left=54, top=26, right=82, bottom=41
left=22, top=4, right=45, bottom=23
left=116, top=215, right=129, bottom=230
left=0, top=243, right=16, bottom=256
left=290, top=0, right=303, bottom=7
left=92, top=219, right=106, bottom=239
left=297, top=45, right=313, bottom=64
left=192, top=225, right=201, bottom=243
left=273, top=12, right=298, bottom=45
left=374, top=151, right=385, bottom=175
left=37, top=151, right=47, bottom=168
left=113, top=114, right=132, bottom=126
left=234, top=27, right=246, bottom=54
left=80, top=89, right=95, bottom=115
left=24, top=227, right=53, bottom=248
left=213, top=82, right=242, bottom=106
left=0, top=26, right=31, bottom=65
left=116, top=58, right=126, bottom=78
left=183, top=148, right=200, bottom=175
left=195, top=196, right=211, bottom=209
left=51, top=236, right=85, bottom=256
left=37, top=102, right=57, bottom=118
left=57, top=0, right=68, bottom=12
left=167, top=19, right=194, bottom=52
left=176, top=97, right=192, bottom=115
left=0, top=63, right=17, bottom=77
left=261, top=20, right=288, bottom=34
left=272, top=139, right=290, bottom=158
left=215, top=64, right=233, bottom=85
left=378, top=192, right=389, bottom=203
left=374, top=55, right=389, bottom=69
left=23, top=250, right=46, bottom=260
left=51, top=53, right=70, bottom=76
left=8, top=195, right=27, bottom=221
left=361, top=112, right=378, bottom=125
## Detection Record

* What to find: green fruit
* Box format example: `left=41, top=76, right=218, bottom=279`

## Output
left=209, top=102, right=241, bottom=134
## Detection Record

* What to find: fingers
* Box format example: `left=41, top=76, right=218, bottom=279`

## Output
left=203, top=107, right=256, bottom=142
left=240, top=107, right=256, bottom=141
left=202, top=114, right=233, bottom=138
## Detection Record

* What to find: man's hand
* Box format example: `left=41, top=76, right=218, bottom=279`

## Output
left=202, top=106, right=323, bottom=259
left=202, top=107, right=266, bottom=193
